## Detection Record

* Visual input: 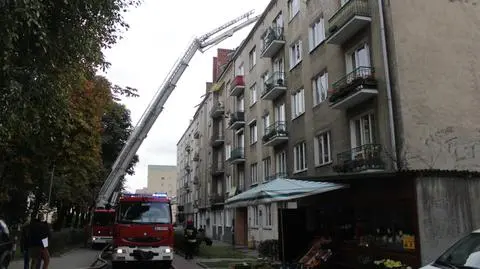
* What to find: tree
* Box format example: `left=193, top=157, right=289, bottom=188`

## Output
left=0, top=0, right=142, bottom=222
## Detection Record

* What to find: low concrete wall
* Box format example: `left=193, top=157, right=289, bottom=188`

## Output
left=416, top=176, right=480, bottom=265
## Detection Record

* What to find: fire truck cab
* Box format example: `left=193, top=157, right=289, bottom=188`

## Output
left=111, top=192, right=174, bottom=269
left=90, top=208, right=115, bottom=247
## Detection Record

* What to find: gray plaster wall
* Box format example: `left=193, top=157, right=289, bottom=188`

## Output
left=416, top=177, right=480, bottom=265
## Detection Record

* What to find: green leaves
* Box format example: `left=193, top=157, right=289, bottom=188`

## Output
left=0, top=0, right=142, bottom=222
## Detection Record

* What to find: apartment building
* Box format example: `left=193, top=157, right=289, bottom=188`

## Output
left=178, top=0, right=480, bottom=257
left=146, top=165, right=177, bottom=220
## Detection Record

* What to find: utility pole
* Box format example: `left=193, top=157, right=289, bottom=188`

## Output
left=47, top=164, right=55, bottom=206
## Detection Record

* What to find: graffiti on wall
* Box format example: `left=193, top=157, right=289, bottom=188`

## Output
left=406, top=127, right=480, bottom=171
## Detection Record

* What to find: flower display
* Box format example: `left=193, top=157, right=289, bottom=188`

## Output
left=374, top=259, right=412, bottom=269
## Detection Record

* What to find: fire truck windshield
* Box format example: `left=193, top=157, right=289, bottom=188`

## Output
left=119, top=202, right=171, bottom=224
left=93, top=212, right=115, bottom=226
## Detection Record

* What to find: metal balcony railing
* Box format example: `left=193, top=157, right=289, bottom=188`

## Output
left=262, top=121, right=288, bottom=143
left=229, top=111, right=245, bottom=126
left=334, top=143, right=385, bottom=173
left=329, top=66, right=377, bottom=103
left=210, top=101, right=224, bottom=118
left=209, top=194, right=225, bottom=204
left=211, top=162, right=225, bottom=175
left=328, top=0, right=370, bottom=34
left=262, top=72, right=286, bottom=96
left=230, top=147, right=245, bottom=160
left=193, top=152, right=200, bottom=162
left=261, top=27, right=285, bottom=54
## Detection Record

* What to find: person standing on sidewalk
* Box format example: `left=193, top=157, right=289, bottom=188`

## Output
left=20, top=220, right=32, bottom=269
left=183, top=220, right=197, bottom=260
left=29, top=217, right=51, bottom=269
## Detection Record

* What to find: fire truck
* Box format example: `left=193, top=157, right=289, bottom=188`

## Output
left=92, top=9, right=260, bottom=268
left=111, top=192, right=173, bottom=268
left=90, top=208, right=115, bottom=247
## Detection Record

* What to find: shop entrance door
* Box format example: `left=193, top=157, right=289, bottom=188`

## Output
left=278, top=208, right=307, bottom=263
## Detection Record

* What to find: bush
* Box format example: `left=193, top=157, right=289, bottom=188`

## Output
left=258, top=240, right=279, bottom=260
left=49, top=229, right=86, bottom=255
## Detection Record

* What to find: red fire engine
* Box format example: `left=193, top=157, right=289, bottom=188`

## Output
left=90, top=208, right=115, bottom=247
left=111, top=192, right=174, bottom=269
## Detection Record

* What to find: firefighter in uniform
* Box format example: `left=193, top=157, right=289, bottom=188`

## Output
left=184, top=220, right=197, bottom=259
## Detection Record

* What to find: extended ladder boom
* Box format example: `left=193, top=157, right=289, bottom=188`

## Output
left=96, top=11, right=260, bottom=207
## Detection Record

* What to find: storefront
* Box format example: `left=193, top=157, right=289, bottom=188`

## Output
left=282, top=174, right=421, bottom=268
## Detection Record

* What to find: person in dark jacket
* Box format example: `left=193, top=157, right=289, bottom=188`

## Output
left=20, top=221, right=31, bottom=269
left=184, top=220, right=197, bottom=260
left=29, top=218, right=51, bottom=269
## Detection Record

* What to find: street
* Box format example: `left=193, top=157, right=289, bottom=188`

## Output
left=9, top=248, right=200, bottom=269
left=8, top=248, right=100, bottom=269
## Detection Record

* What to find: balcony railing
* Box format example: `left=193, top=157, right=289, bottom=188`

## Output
left=193, top=176, right=200, bottom=185
left=228, top=111, right=245, bottom=130
left=209, top=194, right=225, bottom=205
left=194, top=130, right=200, bottom=139
left=329, top=66, right=378, bottom=109
left=230, top=75, right=245, bottom=96
left=262, top=72, right=287, bottom=100
left=211, top=162, right=225, bottom=176
left=262, top=121, right=288, bottom=146
left=210, top=102, right=224, bottom=118
left=333, top=144, right=385, bottom=173
left=229, top=147, right=245, bottom=164
left=261, top=26, right=285, bottom=58
left=184, top=164, right=191, bottom=172
left=185, top=145, right=191, bottom=152
left=327, top=0, right=371, bottom=44
left=193, top=152, right=200, bottom=162
left=210, top=134, right=225, bottom=147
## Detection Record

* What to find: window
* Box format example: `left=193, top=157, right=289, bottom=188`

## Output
left=275, top=151, right=287, bottom=174
left=119, top=202, right=171, bottom=224
left=262, top=114, right=270, bottom=135
left=289, top=40, right=302, bottom=68
left=250, top=163, right=258, bottom=184
left=236, top=95, right=245, bottom=112
left=226, top=175, right=232, bottom=192
left=225, top=144, right=232, bottom=160
left=251, top=206, right=259, bottom=226
left=250, top=84, right=257, bottom=105
left=291, top=89, right=305, bottom=119
left=309, top=17, right=325, bottom=51
left=313, top=71, right=328, bottom=106
left=288, top=0, right=300, bottom=20
left=262, top=157, right=272, bottom=181
left=237, top=63, right=245, bottom=75
left=346, top=43, right=371, bottom=74
left=265, top=204, right=272, bottom=226
left=249, top=121, right=257, bottom=144
left=293, top=142, right=307, bottom=172
left=350, top=112, right=376, bottom=148
left=314, top=131, right=332, bottom=166
left=249, top=47, right=256, bottom=69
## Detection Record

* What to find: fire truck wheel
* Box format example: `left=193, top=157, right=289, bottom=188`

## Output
left=111, top=261, right=127, bottom=269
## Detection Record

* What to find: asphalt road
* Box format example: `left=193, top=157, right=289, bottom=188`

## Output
left=8, top=247, right=100, bottom=269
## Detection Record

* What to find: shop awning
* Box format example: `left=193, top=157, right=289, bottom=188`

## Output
left=224, top=178, right=347, bottom=208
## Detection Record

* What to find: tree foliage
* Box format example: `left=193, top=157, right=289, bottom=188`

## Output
left=0, top=0, right=142, bottom=224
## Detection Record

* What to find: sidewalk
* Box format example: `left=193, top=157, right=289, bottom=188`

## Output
left=173, top=254, right=204, bottom=269
left=8, top=248, right=99, bottom=269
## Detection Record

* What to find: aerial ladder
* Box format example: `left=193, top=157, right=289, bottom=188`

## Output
left=96, top=10, right=260, bottom=208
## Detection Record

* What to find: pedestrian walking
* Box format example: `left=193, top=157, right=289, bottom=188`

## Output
left=28, top=217, right=51, bottom=269
left=183, top=220, right=197, bottom=260
left=20, top=220, right=31, bottom=269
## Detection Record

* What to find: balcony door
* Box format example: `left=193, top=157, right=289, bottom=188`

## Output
left=349, top=112, right=376, bottom=159
left=275, top=151, right=287, bottom=175
left=273, top=12, right=283, bottom=28
left=273, top=57, right=285, bottom=80
left=237, top=131, right=245, bottom=149
left=275, top=103, right=286, bottom=131
left=236, top=95, right=244, bottom=112
left=346, top=43, right=371, bottom=80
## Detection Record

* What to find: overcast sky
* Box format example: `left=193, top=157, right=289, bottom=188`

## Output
left=102, top=0, right=270, bottom=192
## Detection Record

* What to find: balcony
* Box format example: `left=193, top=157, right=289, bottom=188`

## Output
left=183, top=182, right=190, bottom=192
left=209, top=194, right=225, bottom=205
left=261, top=27, right=285, bottom=58
left=211, top=162, right=225, bottom=176
left=193, top=152, right=200, bottom=162
left=228, top=111, right=245, bottom=130
left=327, top=0, right=371, bottom=45
left=210, top=134, right=224, bottom=147
left=210, top=102, right=224, bottom=118
left=262, top=121, right=288, bottom=147
left=193, top=176, right=200, bottom=185
left=261, top=72, right=287, bottom=100
left=194, top=130, right=200, bottom=139
left=230, top=75, right=245, bottom=96
left=185, top=145, right=192, bottom=152
left=229, top=147, right=245, bottom=164
left=333, top=144, right=385, bottom=173
left=184, top=164, right=192, bottom=172
left=329, top=66, right=378, bottom=109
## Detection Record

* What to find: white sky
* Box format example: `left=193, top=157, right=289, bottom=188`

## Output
left=102, top=0, right=270, bottom=192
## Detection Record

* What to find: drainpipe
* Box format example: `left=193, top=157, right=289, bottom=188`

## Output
left=377, top=0, right=398, bottom=170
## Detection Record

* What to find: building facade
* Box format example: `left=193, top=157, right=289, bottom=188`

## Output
left=145, top=165, right=177, bottom=221
left=177, top=0, right=480, bottom=260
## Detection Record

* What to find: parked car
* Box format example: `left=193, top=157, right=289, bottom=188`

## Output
left=0, top=219, right=13, bottom=269
left=421, top=229, right=480, bottom=269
